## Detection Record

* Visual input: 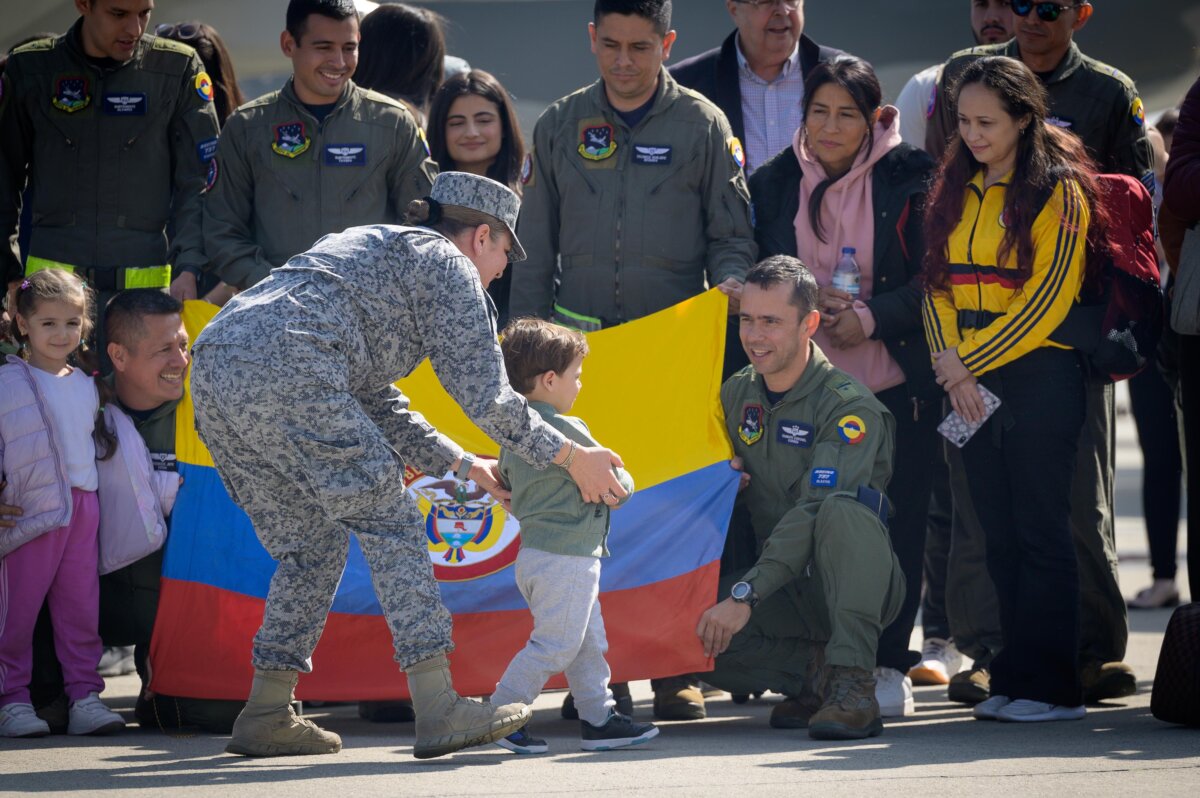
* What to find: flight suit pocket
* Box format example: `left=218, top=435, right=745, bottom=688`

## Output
left=641, top=156, right=703, bottom=265
left=794, top=441, right=842, bottom=503
left=286, top=426, right=406, bottom=521
left=29, top=106, right=82, bottom=222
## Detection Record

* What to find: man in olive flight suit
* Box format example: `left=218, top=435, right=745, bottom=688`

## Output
left=511, top=0, right=756, bottom=721
left=925, top=1, right=1153, bottom=703
left=0, top=0, right=220, bottom=349
left=202, top=0, right=436, bottom=292
left=697, top=256, right=904, bottom=741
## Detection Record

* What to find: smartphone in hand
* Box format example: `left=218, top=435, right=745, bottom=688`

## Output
left=937, top=385, right=1001, bottom=448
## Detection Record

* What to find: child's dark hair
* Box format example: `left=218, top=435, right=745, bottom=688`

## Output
left=500, top=318, right=589, bottom=395
left=12, top=270, right=118, bottom=460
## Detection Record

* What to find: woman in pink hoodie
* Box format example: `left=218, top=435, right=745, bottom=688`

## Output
left=747, top=55, right=939, bottom=721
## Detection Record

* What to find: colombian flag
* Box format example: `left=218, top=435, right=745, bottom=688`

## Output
left=149, top=291, right=739, bottom=700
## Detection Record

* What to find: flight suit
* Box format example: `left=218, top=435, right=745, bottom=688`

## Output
left=704, top=345, right=904, bottom=696
left=203, top=79, right=437, bottom=289
left=511, top=68, right=755, bottom=328
left=0, top=21, right=219, bottom=298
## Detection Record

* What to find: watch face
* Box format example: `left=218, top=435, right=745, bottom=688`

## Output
left=732, top=582, right=751, bottom=601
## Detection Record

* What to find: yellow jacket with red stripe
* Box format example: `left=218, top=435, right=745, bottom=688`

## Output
left=922, top=170, right=1089, bottom=376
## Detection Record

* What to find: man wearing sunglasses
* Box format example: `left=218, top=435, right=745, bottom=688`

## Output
left=927, top=0, right=1154, bottom=706
left=0, top=0, right=220, bottom=347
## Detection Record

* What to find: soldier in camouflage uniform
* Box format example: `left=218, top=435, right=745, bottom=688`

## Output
left=190, top=172, right=628, bottom=760
left=696, top=256, right=903, bottom=741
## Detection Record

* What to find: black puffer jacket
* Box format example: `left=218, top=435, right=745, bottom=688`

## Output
left=748, top=142, right=939, bottom=400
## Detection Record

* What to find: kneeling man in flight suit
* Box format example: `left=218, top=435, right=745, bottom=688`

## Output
left=697, top=255, right=904, bottom=740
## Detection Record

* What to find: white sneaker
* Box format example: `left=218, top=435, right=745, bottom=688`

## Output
left=0, top=703, right=51, bottom=738
left=873, top=667, right=914, bottom=717
left=68, top=693, right=125, bottom=735
left=972, top=694, right=1012, bottom=720
left=908, top=638, right=963, bottom=686
left=997, top=699, right=1085, bottom=723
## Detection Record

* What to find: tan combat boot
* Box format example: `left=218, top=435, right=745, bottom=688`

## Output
left=770, top=642, right=827, bottom=729
left=225, top=670, right=342, bottom=756
left=406, top=654, right=530, bottom=759
left=651, top=675, right=706, bottom=720
left=807, top=665, right=883, bottom=740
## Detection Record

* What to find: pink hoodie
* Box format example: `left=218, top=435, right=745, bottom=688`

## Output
left=793, top=106, right=907, bottom=394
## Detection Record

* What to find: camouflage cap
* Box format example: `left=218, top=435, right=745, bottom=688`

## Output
left=430, top=171, right=526, bottom=262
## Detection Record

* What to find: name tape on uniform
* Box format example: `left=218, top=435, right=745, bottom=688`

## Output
left=633, top=145, right=671, bottom=165
left=325, top=144, right=367, bottom=166
left=103, top=93, right=147, bottom=115
left=776, top=420, right=813, bottom=447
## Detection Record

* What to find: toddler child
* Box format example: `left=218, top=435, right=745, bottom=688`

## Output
left=489, top=319, right=657, bottom=753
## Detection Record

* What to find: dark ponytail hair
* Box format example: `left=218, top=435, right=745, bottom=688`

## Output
left=922, top=56, right=1109, bottom=294
left=405, top=196, right=508, bottom=246
left=12, top=270, right=118, bottom=461
left=801, top=56, right=883, bottom=243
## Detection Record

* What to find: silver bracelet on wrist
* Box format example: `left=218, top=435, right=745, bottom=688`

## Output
left=557, top=440, right=578, bottom=470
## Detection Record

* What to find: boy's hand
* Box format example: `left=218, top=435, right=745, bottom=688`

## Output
left=469, top=457, right=513, bottom=513
left=0, top=481, right=23, bottom=528
left=696, top=598, right=751, bottom=658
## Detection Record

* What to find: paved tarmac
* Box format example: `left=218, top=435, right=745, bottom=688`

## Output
left=1, top=392, right=1194, bottom=797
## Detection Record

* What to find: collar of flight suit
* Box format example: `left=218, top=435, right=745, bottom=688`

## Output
left=279, top=76, right=357, bottom=125
left=585, top=66, right=681, bottom=130
left=1002, top=38, right=1084, bottom=84
left=62, top=17, right=151, bottom=74
left=748, top=341, right=837, bottom=407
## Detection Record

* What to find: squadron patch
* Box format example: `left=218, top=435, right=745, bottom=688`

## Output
left=837, top=415, right=867, bottom=445
left=1131, top=97, right=1145, bottom=127
left=579, top=123, right=617, bottom=161
left=272, top=121, right=311, bottom=158
left=197, top=137, right=219, bottom=163
left=925, top=82, right=937, bottom=119
left=739, top=404, right=764, bottom=446
left=195, top=71, right=215, bottom=103
left=811, top=468, right=838, bottom=488
left=729, top=136, right=746, bottom=170
left=52, top=76, right=90, bottom=113
left=520, top=151, right=535, bottom=186
left=205, top=158, right=219, bottom=192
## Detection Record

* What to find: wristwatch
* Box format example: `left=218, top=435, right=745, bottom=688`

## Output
left=454, top=452, right=476, bottom=481
left=730, top=581, right=759, bottom=609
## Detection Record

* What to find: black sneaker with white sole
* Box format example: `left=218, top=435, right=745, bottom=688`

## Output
left=580, top=711, right=659, bottom=751
left=495, top=724, right=548, bottom=754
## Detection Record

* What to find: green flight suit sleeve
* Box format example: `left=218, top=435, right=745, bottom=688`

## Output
left=739, top=400, right=893, bottom=602
left=510, top=110, right=561, bottom=321
left=203, top=114, right=275, bottom=289
left=167, top=52, right=221, bottom=275
left=387, top=111, right=437, bottom=218
left=0, top=69, right=31, bottom=285
left=1105, top=81, right=1155, bottom=189
left=702, top=113, right=755, bottom=286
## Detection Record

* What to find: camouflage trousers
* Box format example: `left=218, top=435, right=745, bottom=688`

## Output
left=189, top=348, right=453, bottom=671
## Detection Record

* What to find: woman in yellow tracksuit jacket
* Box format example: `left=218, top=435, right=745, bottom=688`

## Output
left=920, top=57, right=1104, bottom=724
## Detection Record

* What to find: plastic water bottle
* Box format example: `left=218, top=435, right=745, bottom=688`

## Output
left=832, top=247, right=861, bottom=299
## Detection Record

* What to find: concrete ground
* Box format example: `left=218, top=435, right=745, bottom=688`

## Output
left=1, top=393, right=1194, bottom=796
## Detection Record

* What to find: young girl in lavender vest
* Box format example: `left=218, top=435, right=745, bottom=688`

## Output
left=0, top=270, right=125, bottom=738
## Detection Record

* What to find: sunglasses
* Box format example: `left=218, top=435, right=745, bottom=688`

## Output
left=1010, top=1, right=1081, bottom=22
left=734, top=0, right=802, bottom=10
left=155, top=22, right=202, bottom=42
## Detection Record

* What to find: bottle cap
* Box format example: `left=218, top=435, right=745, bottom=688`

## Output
left=841, top=247, right=856, bottom=255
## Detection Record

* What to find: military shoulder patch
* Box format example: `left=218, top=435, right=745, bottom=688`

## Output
left=837, top=415, right=867, bottom=445
left=195, top=72, right=214, bottom=103
left=12, top=37, right=54, bottom=54
left=520, top=151, right=535, bottom=186
left=1131, top=97, right=1145, bottom=127
left=729, top=136, right=746, bottom=170
left=417, top=126, right=431, bottom=156
left=151, top=37, right=196, bottom=57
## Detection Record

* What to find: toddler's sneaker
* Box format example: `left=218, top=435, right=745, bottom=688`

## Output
left=971, top=694, right=1012, bottom=720
left=580, top=711, right=659, bottom=751
left=0, top=703, right=51, bottom=738
left=495, top=724, right=548, bottom=755
left=873, top=666, right=914, bottom=717
left=68, top=693, right=125, bottom=735
left=908, top=638, right=963, bottom=686
left=997, top=699, right=1085, bottom=723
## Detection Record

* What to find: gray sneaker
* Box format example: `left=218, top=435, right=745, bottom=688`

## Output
left=97, top=646, right=136, bottom=677
left=580, top=712, right=659, bottom=751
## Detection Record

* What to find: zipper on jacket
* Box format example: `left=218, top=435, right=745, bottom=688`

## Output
left=965, top=184, right=986, bottom=316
